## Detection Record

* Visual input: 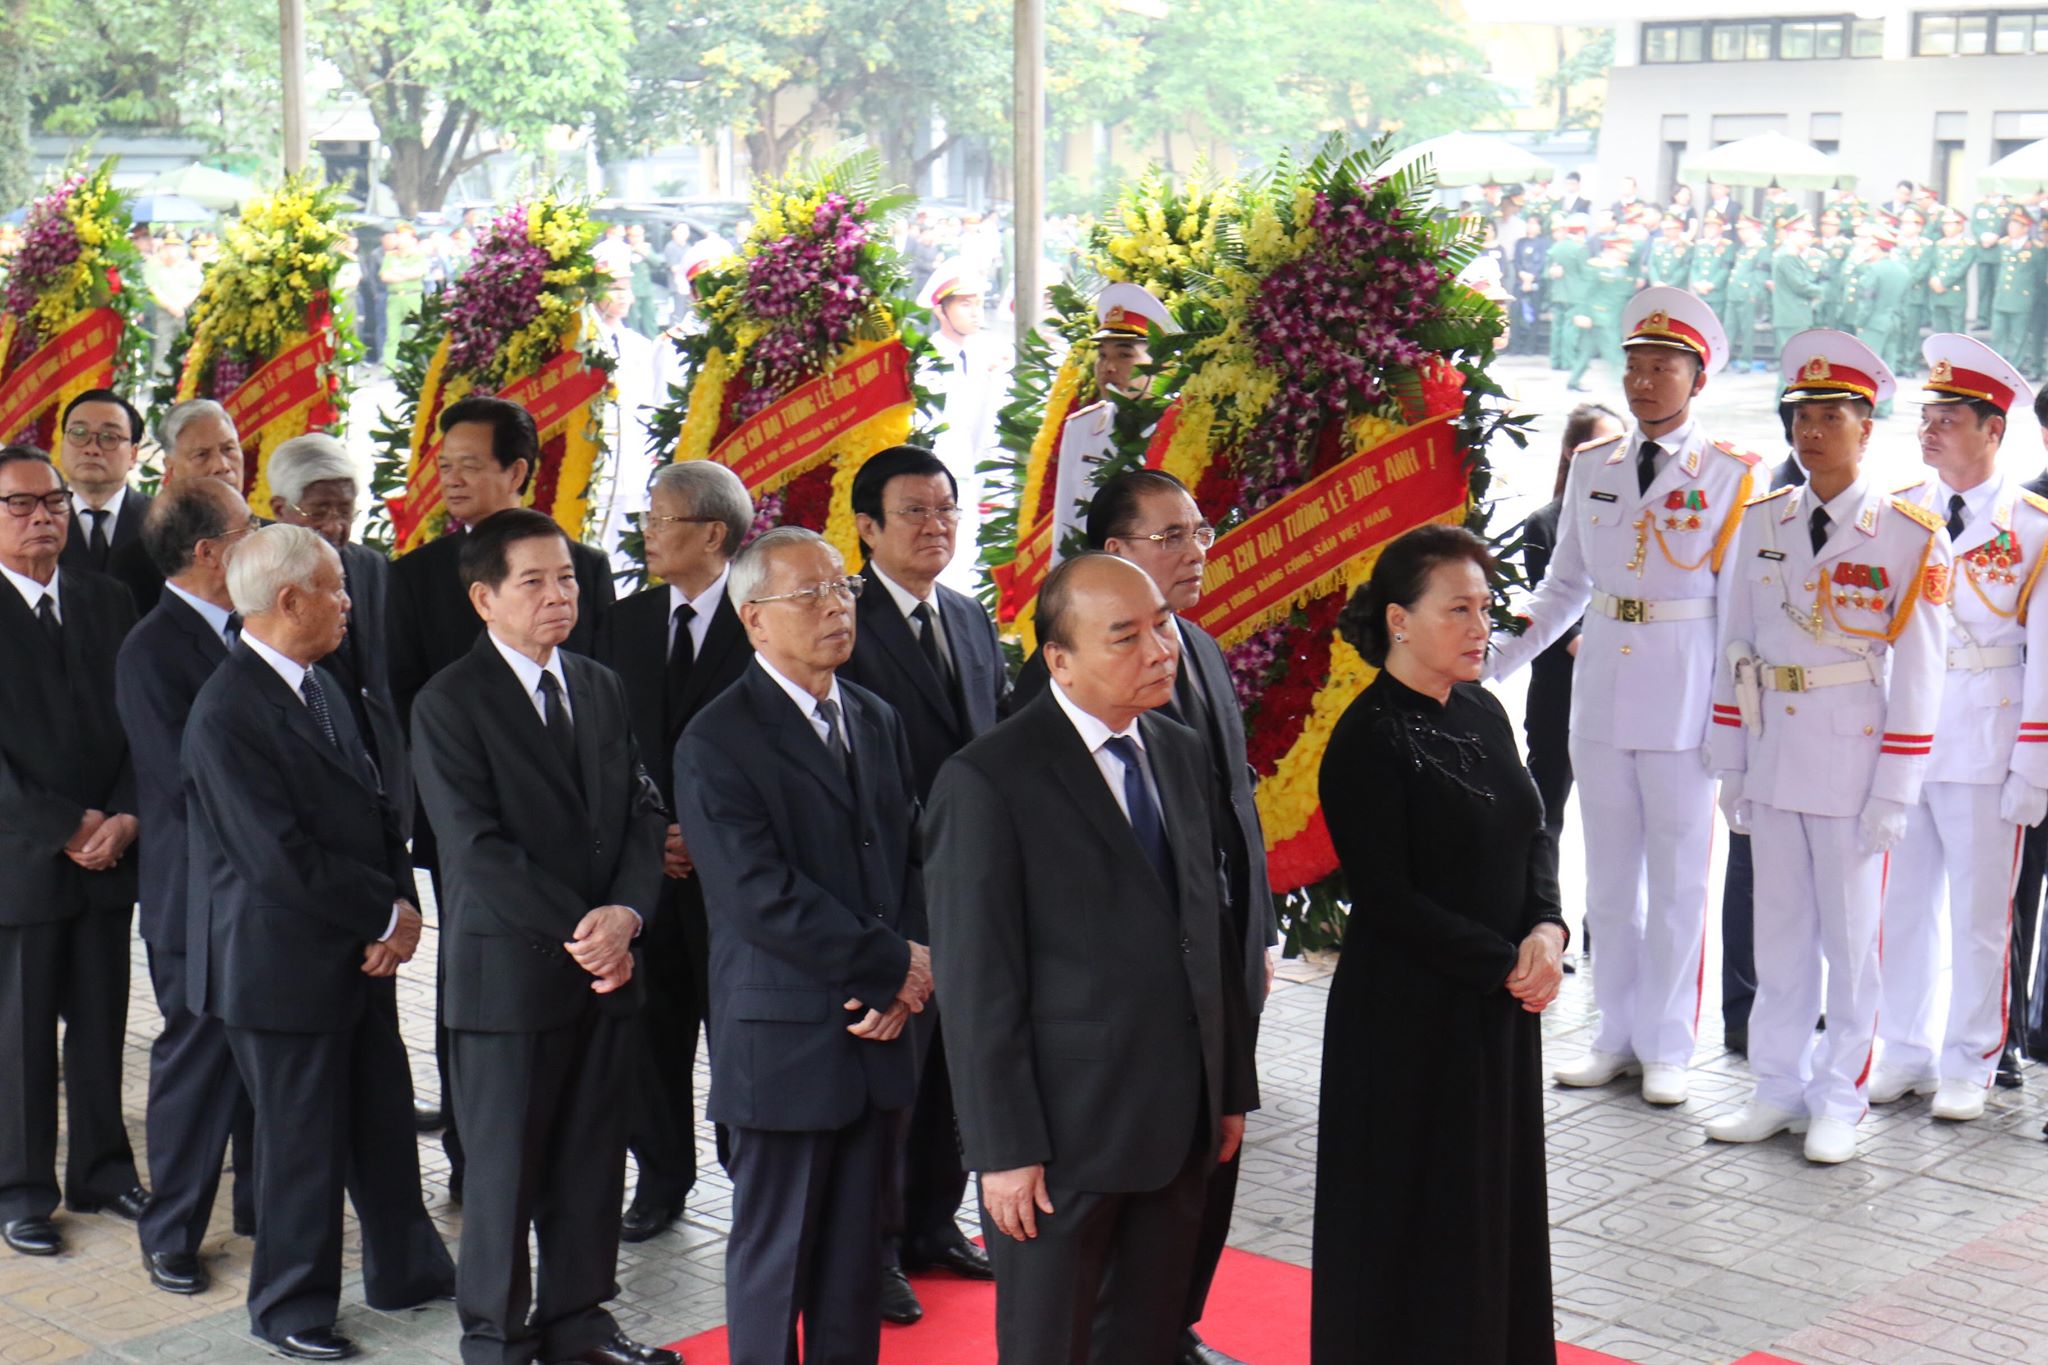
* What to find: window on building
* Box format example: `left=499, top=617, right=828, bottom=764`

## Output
left=1852, top=18, right=1884, bottom=54
left=1641, top=14, right=1881, bottom=62
left=1919, top=11, right=2048, bottom=56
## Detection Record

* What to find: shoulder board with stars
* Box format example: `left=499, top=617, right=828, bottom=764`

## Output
left=1890, top=497, right=1944, bottom=535
left=1574, top=433, right=1624, bottom=458
left=1069, top=399, right=1111, bottom=418
left=1745, top=486, right=1794, bottom=509
left=1711, top=439, right=1763, bottom=467
left=2021, top=489, right=2048, bottom=519
left=1892, top=477, right=1932, bottom=497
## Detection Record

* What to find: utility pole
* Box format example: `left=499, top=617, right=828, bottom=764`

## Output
left=1013, top=0, right=1044, bottom=353
left=280, top=0, right=307, bottom=175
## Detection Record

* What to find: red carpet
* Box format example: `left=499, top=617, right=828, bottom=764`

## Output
left=667, top=1246, right=1642, bottom=1363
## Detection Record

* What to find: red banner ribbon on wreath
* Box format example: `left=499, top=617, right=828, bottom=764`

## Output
left=1190, top=412, right=1464, bottom=646
left=223, top=330, right=333, bottom=437
left=0, top=308, right=122, bottom=445
left=712, top=339, right=912, bottom=494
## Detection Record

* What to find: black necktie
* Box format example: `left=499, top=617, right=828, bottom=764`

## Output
left=1636, top=441, right=1661, bottom=496
left=1103, top=735, right=1176, bottom=898
left=816, top=696, right=852, bottom=778
left=84, top=508, right=109, bottom=569
left=666, top=603, right=697, bottom=714
left=224, top=612, right=242, bottom=647
left=911, top=602, right=950, bottom=684
left=1810, top=505, right=1831, bottom=556
left=300, top=671, right=341, bottom=751
left=34, top=594, right=60, bottom=647
left=539, top=672, right=581, bottom=795
left=1947, top=494, right=1967, bottom=541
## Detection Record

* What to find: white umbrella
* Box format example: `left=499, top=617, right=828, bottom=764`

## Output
left=1680, top=133, right=1855, bottom=192
left=137, top=164, right=260, bottom=211
left=1978, top=139, right=2048, bottom=195
left=1382, top=133, right=1557, bottom=188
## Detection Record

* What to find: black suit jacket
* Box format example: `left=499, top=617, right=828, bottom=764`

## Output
left=593, top=583, right=752, bottom=814
left=0, top=568, right=137, bottom=925
left=60, top=488, right=151, bottom=575
left=837, top=565, right=1010, bottom=799
left=107, top=532, right=165, bottom=615
left=323, top=541, right=397, bottom=742
left=674, top=663, right=921, bottom=1132
left=114, top=590, right=230, bottom=952
left=925, top=692, right=1258, bottom=1193
left=1015, top=616, right=1278, bottom=1015
left=182, top=646, right=415, bottom=1033
left=410, top=635, right=666, bottom=1033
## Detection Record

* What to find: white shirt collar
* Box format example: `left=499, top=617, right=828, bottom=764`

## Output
left=489, top=630, right=570, bottom=713
left=871, top=564, right=939, bottom=623
left=164, top=580, right=234, bottom=641
left=0, top=561, right=57, bottom=617
left=753, top=653, right=846, bottom=730
left=669, top=563, right=730, bottom=614
left=1810, top=475, right=1870, bottom=529
left=1629, top=416, right=1696, bottom=465
left=72, top=484, right=127, bottom=523
left=242, top=629, right=310, bottom=699
left=1050, top=673, right=1145, bottom=757
left=1937, top=471, right=2002, bottom=525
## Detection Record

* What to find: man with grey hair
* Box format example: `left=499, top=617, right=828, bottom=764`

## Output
left=185, top=524, right=454, bottom=1359
left=676, top=525, right=929, bottom=1365
left=110, top=397, right=247, bottom=613
left=594, top=459, right=755, bottom=1243
left=116, top=477, right=259, bottom=1295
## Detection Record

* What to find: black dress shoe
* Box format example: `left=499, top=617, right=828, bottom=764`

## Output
left=233, top=1209, right=257, bottom=1237
left=68, top=1185, right=149, bottom=1220
left=903, top=1235, right=993, bottom=1280
left=1997, top=1046, right=2026, bottom=1090
left=879, top=1263, right=923, bottom=1324
left=1724, top=1026, right=1748, bottom=1058
left=260, top=1328, right=357, bottom=1360
left=2, top=1217, right=61, bottom=1256
left=553, top=1332, right=681, bottom=1364
left=414, top=1103, right=445, bottom=1133
left=1177, top=1330, right=1249, bottom=1365
left=619, top=1197, right=682, bottom=1244
left=144, top=1249, right=209, bottom=1294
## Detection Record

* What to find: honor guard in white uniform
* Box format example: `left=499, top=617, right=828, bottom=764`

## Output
left=1047, top=283, right=1177, bottom=566
left=1873, top=335, right=2048, bottom=1120
left=1708, top=330, right=1951, bottom=1164
left=919, top=260, right=1012, bottom=594
left=1488, top=286, right=1757, bottom=1106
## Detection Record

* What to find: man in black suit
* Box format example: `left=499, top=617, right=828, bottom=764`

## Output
left=55, top=389, right=151, bottom=577
left=594, top=459, right=755, bottom=1242
left=410, top=509, right=673, bottom=1365
left=108, top=397, right=248, bottom=614
left=0, top=447, right=146, bottom=1259
left=1555, top=172, right=1593, bottom=219
left=115, top=477, right=260, bottom=1295
left=1013, top=470, right=1277, bottom=1365
left=266, top=433, right=397, bottom=760
left=185, top=524, right=453, bottom=1360
left=675, top=526, right=928, bottom=1365
left=927, top=552, right=1259, bottom=1363
left=389, top=395, right=617, bottom=1175
left=836, top=445, right=1010, bottom=1318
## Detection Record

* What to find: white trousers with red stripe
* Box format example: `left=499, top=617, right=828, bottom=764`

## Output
left=1876, top=782, right=2020, bottom=1090
left=1567, top=735, right=1713, bottom=1067
left=1749, top=804, right=1887, bottom=1125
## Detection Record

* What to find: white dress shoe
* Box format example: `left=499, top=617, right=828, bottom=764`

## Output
left=1930, top=1081, right=1988, bottom=1121
left=1803, top=1116, right=1859, bottom=1164
left=1554, top=1051, right=1640, bottom=1088
left=1641, top=1064, right=1690, bottom=1105
left=1866, top=1066, right=1939, bottom=1105
left=1704, top=1101, right=1808, bottom=1144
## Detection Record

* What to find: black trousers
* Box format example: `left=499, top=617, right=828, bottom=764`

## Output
left=897, top=1004, right=971, bottom=1257
left=139, top=943, right=256, bottom=1256
left=226, top=982, right=454, bottom=1341
left=725, top=1107, right=895, bottom=1365
left=626, top=877, right=707, bottom=1207
left=985, top=1133, right=1212, bottom=1365
left=0, top=908, right=138, bottom=1222
left=449, top=1008, right=629, bottom=1365
left=1720, top=833, right=1760, bottom=1036
left=423, top=860, right=466, bottom=1192
left=1182, top=1009, right=1263, bottom=1337
left=2010, top=819, right=2048, bottom=1058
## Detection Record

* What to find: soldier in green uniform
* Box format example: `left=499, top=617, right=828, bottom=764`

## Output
left=1970, top=192, right=2011, bottom=332
left=1686, top=210, right=1736, bottom=305
left=1853, top=224, right=1910, bottom=411
left=1762, top=184, right=1800, bottom=237
left=1892, top=209, right=1935, bottom=374
left=1991, top=207, right=2039, bottom=367
left=1644, top=213, right=1693, bottom=289
left=1545, top=216, right=1589, bottom=372
left=1722, top=214, right=1772, bottom=373
left=1815, top=210, right=1853, bottom=329
left=1771, top=214, right=1824, bottom=356
left=1926, top=208, right=1975, bottom=341
left=1568, top=233, right=1637, bottom=391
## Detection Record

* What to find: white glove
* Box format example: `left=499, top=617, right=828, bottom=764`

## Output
left=2000, top=772, right=2048, bottom=829
left=1717, top=773, right=1751, bottom=835
left=1859, top=797, right=1907, bottom=854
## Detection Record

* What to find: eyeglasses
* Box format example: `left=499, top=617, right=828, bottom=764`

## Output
left=1129, top=524, right=1217, bottom=550
left=750, top=576, right=865, bottom=608
left=204, top=518, right=261, bottom=544
left=1, top=490, right=72, bottom=518
left=645, top=513, right=726, bottom=529
left=290, top=500, right=357, bottom=526
left=887, top=503, right=963, bottom=526
left=63, top=426, right=132, bottom=451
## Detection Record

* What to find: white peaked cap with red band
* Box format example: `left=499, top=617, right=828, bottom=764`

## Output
left=1778, top=328, right=1896, bottom=405
left=1919, top=332, right=2033, bottom=415
left=1620, top=285, right=1728, bottom=377
left=917, top=260, right=991, bottom=310
left=678, top=235, right=735, bottom=285
left=1092, top=282, right=1177, bottom=342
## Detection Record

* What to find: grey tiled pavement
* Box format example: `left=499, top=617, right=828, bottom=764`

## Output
left=11, top=354, right=2048, bottom=1363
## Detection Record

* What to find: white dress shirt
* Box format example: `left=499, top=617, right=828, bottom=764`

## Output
left=669, top=567, right=728, bottom=657
left=490, top=631, right=573, bottom=723
left=1, top=561, right=59, bottom=620
left=1936, top=476, right=1998, bottom=535
left=72, top=485, right=128, bottom=547
left=164, top=580, right=236, bottom=647
left=870, top=565, right=951, bottom=672
left=1050, top=677, right=1166, bottom=831
left=1628, top=416, right=1697, bottom=482
left=754, top=654, right=849, bottom=755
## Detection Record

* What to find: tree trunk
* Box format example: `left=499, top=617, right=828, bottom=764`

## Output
left=0, top=0, right=32, bottom=211
left=1554, top=29, right=1569, bottom=132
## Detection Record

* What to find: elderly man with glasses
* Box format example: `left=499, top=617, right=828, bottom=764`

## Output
left=56, top=388, right=151, bottom=578
left=108, top=397, right=249, bottom=614
left=676, top=526, right=929, bottom=1365
left=0, top=446, right=145, bottom=1258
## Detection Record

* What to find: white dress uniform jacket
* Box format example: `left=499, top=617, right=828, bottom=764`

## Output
left=1049, top=399, right=1114, bottom=568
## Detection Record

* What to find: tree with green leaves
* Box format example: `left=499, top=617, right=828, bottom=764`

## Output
left=1540, top=28, right=1612, bottom=133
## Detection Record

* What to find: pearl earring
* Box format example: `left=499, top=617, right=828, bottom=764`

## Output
left=1393, top=631, right=1406, bottom=643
